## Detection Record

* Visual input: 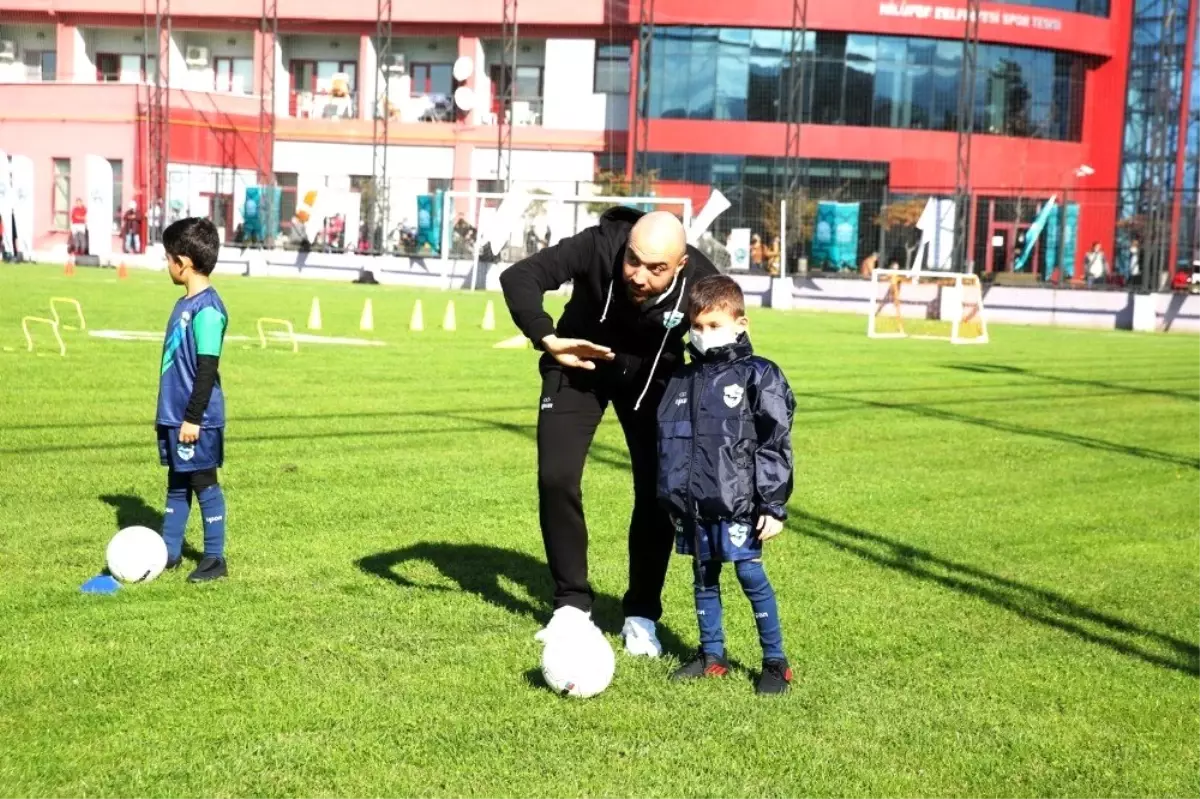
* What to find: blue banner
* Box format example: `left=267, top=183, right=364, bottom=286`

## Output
left=1043, top=203, right=1080, bottom=280
left=242, top=186, right=281, bottom=243
left=811, top=201, right=860, bottom=270
left=1014, top=196, right=1057, bottom=272
left=415, top=189, right=444, bottom=252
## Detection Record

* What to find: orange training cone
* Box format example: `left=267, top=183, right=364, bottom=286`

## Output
left=64, top=256, right=75, bottom=277
left=117, top=263, right=129, bottom=280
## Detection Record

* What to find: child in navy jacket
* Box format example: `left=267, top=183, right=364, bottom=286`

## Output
left=657, top=275, right=796, bottom=694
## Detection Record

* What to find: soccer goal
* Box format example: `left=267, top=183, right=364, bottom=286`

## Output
left=868, top=268, right=989, bottom=344
left=439, top=191, right=694, bottom=289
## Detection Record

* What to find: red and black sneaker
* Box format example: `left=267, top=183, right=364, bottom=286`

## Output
left=671, top=650, right=731, bottom=681
left=755, top=658, right=793, bottom=695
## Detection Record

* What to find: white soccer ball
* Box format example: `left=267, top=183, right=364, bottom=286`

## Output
left=541, top=627, right=616, bottom=698
left=105, top=525, right=168, bottom=583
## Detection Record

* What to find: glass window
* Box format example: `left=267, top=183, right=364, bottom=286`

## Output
left=657, top=28, right=690, bottom=119
left=716, top=30, right=749, bottom=120
left=931, top=41, right=960, bottom=131
left=411, top=63, right=453, bottom=96
left=119, top=54, right=144, bottom=84
left=275, top=172, right=298, bottom=224
left=53, top=158, right=70, bottom=230
left=644, top=28, right=1084, bottom=142
left=109, top=159, right=123, bottom=233
left=595, top=44, right=631, bottom=95
left=844, top=36, right=876, bottom=127
left=748, top=30, right=784, bottom=122
left=688, top=28, right=718, bottom=119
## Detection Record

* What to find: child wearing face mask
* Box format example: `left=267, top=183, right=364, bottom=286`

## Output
left=656, top=275, right=796, bottom=694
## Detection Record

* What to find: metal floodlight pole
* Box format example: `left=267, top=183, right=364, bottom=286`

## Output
left=148, top=0, right=171, bottom=244
left=371, top=0, right=393, bottom=253
left=258, top=0, right=277, bottom=248
left=952, top=0, right=982, bottom=273
left=1143, top=4, right=1179, bottom=291
left=634, top=0, right=655, bottom=195
left=783, top=0, right=810, bottom=264
left=498, top=0, right=519, bottom=191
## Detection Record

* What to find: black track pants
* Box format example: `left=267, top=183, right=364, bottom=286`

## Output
left=536, top=363, right=674, bottom=621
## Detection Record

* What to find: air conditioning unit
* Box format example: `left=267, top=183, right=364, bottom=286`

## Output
left=384, top=52, right=406, bottom=74
left=185, top=45, right=210, bottom=67
left=0, top=40, right=16, bottom=62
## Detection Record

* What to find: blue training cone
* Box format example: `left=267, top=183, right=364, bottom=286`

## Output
left=81, top=573, right=121, bottom=595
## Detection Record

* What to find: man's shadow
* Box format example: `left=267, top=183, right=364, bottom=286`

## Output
left=99, top=494, right=203, bottom=563
left=356, top=542, right=693, bottom=661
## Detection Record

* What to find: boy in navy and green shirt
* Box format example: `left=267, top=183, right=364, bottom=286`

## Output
left=156, top=217, right=229, bottom=582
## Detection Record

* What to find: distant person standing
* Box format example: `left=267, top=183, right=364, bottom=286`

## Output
left=1128, top=238, right=1141, bottom=288
left=70, top=198, right=88, bottom=255
left=1085, top=242, right=1107, bottom=287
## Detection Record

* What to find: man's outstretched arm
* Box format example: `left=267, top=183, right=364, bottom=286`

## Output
left=499, top=228, right=597, bottom=346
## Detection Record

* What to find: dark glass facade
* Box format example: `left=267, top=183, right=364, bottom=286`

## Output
left=644, top=153, right=889, bottom=266
left=646, top=28, right=1087, bottom=141
left=1003, top=0, right=1109, bottom=13
left=1116, top=0, right=1195, bottom=272
left=1182, top=17, right=1199, bottom=267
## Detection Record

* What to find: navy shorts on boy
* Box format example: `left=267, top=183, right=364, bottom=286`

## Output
left=157, top=425, right=224, bottom=472
left=674, top=517, right=762, bottom=562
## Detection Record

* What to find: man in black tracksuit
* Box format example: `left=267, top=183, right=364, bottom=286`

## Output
left=500, top=207, right=718, bottom=656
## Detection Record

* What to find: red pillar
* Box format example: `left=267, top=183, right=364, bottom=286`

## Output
left=55, top=21, right=77, bottom=81
left=358, top=34, right=373, bottom=121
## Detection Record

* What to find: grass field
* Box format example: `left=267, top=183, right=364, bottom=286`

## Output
left=1, top=263, right=1197, bottom=798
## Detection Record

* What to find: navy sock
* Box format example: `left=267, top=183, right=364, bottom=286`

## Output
left=735, top=560, right=785, bottom=662
left=693, top=560, right=725, bottom=657
left=162, top=473, right=193, bottom=562
left=196, top=484, right=227, bottom=559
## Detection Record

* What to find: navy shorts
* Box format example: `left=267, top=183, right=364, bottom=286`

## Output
left=674, top=517, right=763, bottom=563
left=157, top=425, right=224, bottom=472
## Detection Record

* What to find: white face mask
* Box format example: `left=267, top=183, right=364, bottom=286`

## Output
left=690, top=325, right=741, bottom=355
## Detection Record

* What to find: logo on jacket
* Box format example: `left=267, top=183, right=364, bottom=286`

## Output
left=180, top=310, right=191, bottom=329
left=663, top=311, right=684, bottom=330
left=674, top=390, right=688, bottom=406
left=723, top=384, right=745, bottom=408
left=729, top=523, right=749, bottom=548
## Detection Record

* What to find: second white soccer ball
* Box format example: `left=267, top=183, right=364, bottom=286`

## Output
left=541, top=626, right=616, bottom=698
left=105, top=525, right=168, bottom=583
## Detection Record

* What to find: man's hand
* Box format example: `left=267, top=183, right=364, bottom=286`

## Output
left=179, top=421, right=200, bottom=444
left=541, top=335, right=615, bottom=371
left=756, top=515, right=783, bottom=541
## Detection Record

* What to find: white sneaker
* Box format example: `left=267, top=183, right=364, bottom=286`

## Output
left=622, top=616, right=663, bottom=657
left=534, top=606, right=596, bottom=643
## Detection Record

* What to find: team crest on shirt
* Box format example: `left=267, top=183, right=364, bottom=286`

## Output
left=729, top=523, right=749, bottom=548
left=180, top=310, right=191, bottom=329
left=723, top=384, right=745, bottom=408
left=662, top=311, right=684, bottom=330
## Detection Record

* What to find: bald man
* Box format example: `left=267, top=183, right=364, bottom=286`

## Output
left=501, top=207, right=718, bottom=655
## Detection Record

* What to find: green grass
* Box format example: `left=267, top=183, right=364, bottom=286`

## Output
left=1, top=263, right=1197, bottom=798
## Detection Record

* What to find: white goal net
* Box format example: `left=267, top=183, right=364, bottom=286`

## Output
left=868, top=268, right=989, bottom=344
left=439, top=191, right=693, bottom=265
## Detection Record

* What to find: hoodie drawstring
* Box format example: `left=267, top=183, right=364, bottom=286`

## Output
left=634, top=277, right=687, bottom=412
left=599, top=279, right=615, bottom=324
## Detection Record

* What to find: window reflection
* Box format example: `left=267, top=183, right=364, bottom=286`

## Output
left=646, top=28, right=1086, bottom=142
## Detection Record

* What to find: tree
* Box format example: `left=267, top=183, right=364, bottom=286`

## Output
left=587, top=170, right=658, bottom=215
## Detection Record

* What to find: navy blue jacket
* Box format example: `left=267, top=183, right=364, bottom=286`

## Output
left=657, top=335, right=795, bottom=525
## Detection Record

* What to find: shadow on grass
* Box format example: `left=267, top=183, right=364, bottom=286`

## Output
left=946, top=363, right=1200, bottom=404
left=99, top=493, right=203, bottom=564
left=356, top=542, right=689, bottom=660
left=793, top=509, right=1200, bottom=677
left=801, top=389, right=1200, bottom=471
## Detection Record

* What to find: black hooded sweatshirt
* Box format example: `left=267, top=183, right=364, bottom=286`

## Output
left=500, top=207, right=719, bottom=409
